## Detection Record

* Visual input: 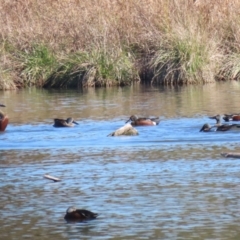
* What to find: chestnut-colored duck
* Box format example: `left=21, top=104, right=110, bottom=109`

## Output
left=126, top=115, right=160, bottom=126
left=64, top=206, right=98, bottom=223
left=0, top=104, right=9, bottom=132
left=223, top=114, right=240, bottom=122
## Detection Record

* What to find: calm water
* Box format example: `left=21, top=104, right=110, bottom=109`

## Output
left=1, top=82, right=240, bottom=240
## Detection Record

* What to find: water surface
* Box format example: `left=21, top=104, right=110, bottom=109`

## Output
left=1, top=82, right=240, bottom=240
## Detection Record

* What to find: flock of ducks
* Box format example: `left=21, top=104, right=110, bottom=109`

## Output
left=52, top=115, right=161, bottom=128
left=0, top=104, right=160, bottom=222
left=62, top=113, right=240, bottom=221
left=2, top=101, right=239, bottom=134
left=1, top=102, right=240, bottom=222
left=52, top=114, right=240, bottom=134
left=200, top=114, right=240, bottom=132
left=0, top=103, right=161, bottom=132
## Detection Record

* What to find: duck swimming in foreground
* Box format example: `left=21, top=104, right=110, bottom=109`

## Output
left=53, top=118, right=79, bottom=127
left=64, top=206, right=98, bottom=222
left=126, top=115, right=160, bottom=126
left=0, top=104, right=9, bottom=132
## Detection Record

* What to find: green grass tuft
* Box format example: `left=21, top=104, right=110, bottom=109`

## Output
left=20, top=45, right=57, bottom=87
left=150, top=33, right=211, bottom=85
left=44, top=49, right=139, bottom=88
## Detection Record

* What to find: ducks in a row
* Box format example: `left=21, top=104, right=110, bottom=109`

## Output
left=3, top=105, right=239, bottom=133
left=54, top=114, right=239, bottom=133
left=53, top=115, right=160, bottom=128
left=200, top=114, right=240, bottom=132
left=0, top=109, right=159, bottom=131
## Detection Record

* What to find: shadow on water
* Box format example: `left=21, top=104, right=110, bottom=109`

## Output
left=1, top=82, right=240, bottom=239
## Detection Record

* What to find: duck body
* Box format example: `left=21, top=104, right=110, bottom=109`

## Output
left=199, top=122, right=238, bottom=132
left=64, top=206, right=98, bottom=222
left=0, top=104, right=8, bottom=132
left=53, top=118, right=79, bottom=127
left=126, top=115, right=160, bottom=126
left=216, top=124, right=238, bottom=131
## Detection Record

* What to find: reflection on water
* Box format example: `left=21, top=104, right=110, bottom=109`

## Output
left=1, top=82, right=240, bottom=239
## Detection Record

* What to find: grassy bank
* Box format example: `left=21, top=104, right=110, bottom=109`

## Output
left=0, top=0, right=240, bottom=89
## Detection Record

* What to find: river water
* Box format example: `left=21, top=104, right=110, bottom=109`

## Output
left=1, top=82, right=240, bottom=240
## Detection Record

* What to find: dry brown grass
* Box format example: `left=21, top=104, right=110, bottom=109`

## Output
left=1, top=0, right=240, bottom=88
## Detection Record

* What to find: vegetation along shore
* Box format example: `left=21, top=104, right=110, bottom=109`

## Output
left=0, top=0, right=239, bottom=90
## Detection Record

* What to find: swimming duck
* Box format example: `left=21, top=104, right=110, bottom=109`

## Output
left=64, top=206, right=98, bottom=222
left=223, top=114, right=240, bottom=122
left=0, top=104, right=9, bottom=132
left=126, top=115, right=160, bottom=126
left=199, top=122, right=237, bottom=132
left=53, top=118, right=79, bottom=127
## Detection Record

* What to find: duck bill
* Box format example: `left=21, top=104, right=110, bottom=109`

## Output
left=125, top=118, right=131, bottom=124
left=0, top=104, right=6, bottom=107
left=199, top=126, right=205, bottom=132
left=73, top=121, right=79, bottom=125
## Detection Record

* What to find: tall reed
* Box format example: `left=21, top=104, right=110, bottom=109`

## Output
left=0, top=0, right=240, bottom=89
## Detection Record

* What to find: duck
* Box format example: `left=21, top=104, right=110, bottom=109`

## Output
left=199, top=122, right=237, bottom=132
left=53, top=118, right=79, bottom=127
left=223, top=114, right=240, bottom=122
left=126, top=115, right=160, bottom=126
left=64, top=206, right=98, bottom=222
left=0, top=104, right=9, bottom=132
